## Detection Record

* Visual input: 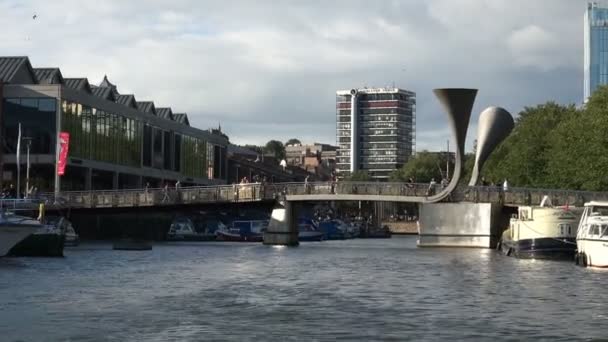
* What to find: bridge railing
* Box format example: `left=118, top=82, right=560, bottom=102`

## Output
left=278, top=181, right=433, bottom=197
left=38, top=182, right=608, bottom=208
left=41, top=183, right=274, bottom=208
left=463, top=186, right=608, bottom=206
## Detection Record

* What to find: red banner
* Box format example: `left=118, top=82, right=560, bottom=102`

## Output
left=57, top=132, right=70, bottom=176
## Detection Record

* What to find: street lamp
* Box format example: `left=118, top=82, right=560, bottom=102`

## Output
left=22, top=137, right=33, bottom=198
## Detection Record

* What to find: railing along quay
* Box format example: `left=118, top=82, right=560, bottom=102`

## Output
left=35, top=182, right=608, bottom=209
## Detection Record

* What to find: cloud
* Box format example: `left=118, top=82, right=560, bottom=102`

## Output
left=0, top=0, right=587, bottom=151
left=507, top=25, right=562, bottom=70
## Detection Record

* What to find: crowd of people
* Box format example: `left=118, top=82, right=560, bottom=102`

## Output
left=1, top=183, right=40, bottom=199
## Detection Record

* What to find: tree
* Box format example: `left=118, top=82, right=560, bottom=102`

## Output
left=264, top=140, right=286, bottom=160
left=344, top=170, right=371, bottom=181
left=285, top=138, right=301, bottom=146
left=240, top=144, right=264, bottom=154
left=544, top=86, right=608, bottom=190
left=482, top=102, right=576, bottom=188
left=389, top=151, right=452, bottom=183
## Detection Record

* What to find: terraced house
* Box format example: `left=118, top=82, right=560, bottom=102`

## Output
left=0, top=56, right=228, bottom=193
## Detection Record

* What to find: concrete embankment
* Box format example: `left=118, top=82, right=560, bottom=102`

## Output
left=383, top=221, right=418, bottom=235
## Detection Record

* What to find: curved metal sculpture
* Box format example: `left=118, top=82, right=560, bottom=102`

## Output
left=425, top=88, right=478, bottom=202
left=468, top=106, right=514, bottom=186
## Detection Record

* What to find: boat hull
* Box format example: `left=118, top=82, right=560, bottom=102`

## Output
left=576, top=239, right=608, bottom=267
left=9, top=233, right=65, bottom=257
left=0, top=225, right=39, bottom=257
left=64, top=235, right=79, bottom=247
left=500, top=237, right=576, bottom=259
left=298, top=231, right=324, bottom=242
left=216, top=231, right=263, bottom=242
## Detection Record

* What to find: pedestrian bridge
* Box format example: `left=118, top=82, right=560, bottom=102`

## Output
left=39, top=182, right=608, bottom=209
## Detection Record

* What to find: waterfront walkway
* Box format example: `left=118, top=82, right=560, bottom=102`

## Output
left=35, top=182, right=608, bottom=209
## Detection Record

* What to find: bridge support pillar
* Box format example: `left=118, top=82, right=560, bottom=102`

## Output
left=263, top=201, right=299, bottom=246
left=417, top=202, right=508, bottom=248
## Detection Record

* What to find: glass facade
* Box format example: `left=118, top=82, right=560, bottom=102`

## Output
left=3, top=98, right=57, bottom=154
left=336, top=89, right=416, bottom=180
left=585, top=3, right=608, bottom=100
left=60, top=99, right=212, bottom=180
left=61, top=100, right=142, bottom=167
left=181, top=135, right=206, bottom=178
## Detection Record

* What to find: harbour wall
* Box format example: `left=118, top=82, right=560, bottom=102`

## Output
left=417, top=202, right=512, bottom=248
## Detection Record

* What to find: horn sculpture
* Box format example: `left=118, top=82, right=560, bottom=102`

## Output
left=468, top=106, right=514, bottom=186
left=426, top=88, right=477, bottom=203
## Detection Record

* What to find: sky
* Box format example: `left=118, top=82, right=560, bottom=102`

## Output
left=0, top=0, right=585, bottom=152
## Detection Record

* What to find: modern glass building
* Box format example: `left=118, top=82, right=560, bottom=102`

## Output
left=335, top=87, right=416, bottom=181
left=0, top=56, right=228, bottom=193
left=584, top=2, right=608, bottom=101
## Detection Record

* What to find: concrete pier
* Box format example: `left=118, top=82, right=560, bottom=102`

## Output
left=263, top=202, right=299, bottom=246
left=417, top=202, right=508, bottom=248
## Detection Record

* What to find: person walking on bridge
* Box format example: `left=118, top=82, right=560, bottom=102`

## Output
left=426, top=178, right=437, bottom=197
left=162, top=183, right=169, bottom=203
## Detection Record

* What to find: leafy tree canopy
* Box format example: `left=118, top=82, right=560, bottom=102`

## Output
left=264, top=140, right=286, bottom=160
left=389, top=151, right=453, bottom=183
left=285, top=138, right=301, bottom=146
left=481, top=86, right=608, bottom=191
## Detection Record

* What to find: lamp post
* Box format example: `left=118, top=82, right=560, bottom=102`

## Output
left=22, top=137, right=33, bottom=198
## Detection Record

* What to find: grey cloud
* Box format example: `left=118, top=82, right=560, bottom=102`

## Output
left=0, top=0, right=587, bottom=150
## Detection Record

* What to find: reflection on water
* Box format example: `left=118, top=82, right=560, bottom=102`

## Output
left=0, top=237, right=607, bottom=341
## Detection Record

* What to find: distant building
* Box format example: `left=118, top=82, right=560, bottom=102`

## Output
left=335, top=87, right=416, bottom=181
left=0, top=56, right=228, bottom=192
left=227, top=144, right=310, bottom=183
left=285, top=143, right=336, bottom=179
left=584, top=2, right=608, bottom=101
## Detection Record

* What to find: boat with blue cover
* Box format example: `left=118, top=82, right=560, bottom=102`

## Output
left=216, top=220, right=268, bottom=242
left=298, top=218, right=324, bottom=242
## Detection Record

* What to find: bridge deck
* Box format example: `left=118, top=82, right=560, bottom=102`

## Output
left=28, top=182, right=608, bottom=210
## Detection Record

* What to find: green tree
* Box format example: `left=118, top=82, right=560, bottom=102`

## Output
left=241, top=144, right=264, bottom=154
left=344, top=170, right=371, bottom=181
left=482, top=102, right=575, bottom=188
left=264, top=140, right=286, bottom=160
left=389, top=151, right=452, bottom=183
left=285, top=138, right=301, bottom=146
left=544, top=86, right=608, bottom=190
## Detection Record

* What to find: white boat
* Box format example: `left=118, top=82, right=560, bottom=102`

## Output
left=499, top=204, right=582, bottom=259
left=0, top=212, right=43, bottom=256
left=216, top=220, right=267, bottom=242
left=576, top=201, right=608, bottom=267
left=167, top=217, right=216, bottom=241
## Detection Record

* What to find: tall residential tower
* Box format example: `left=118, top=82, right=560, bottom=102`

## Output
left=335, top=87, right=416, bottom=181
left=584, top=2, right=608, bottom=101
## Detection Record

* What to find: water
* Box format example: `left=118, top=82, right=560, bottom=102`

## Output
left=0, top=236, right=606, bottom=341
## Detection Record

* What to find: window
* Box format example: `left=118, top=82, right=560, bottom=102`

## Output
left=3, top=98, right=57, bottom=154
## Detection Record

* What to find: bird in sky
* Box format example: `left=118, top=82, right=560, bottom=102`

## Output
left=32, top=14, right=37, bottom=20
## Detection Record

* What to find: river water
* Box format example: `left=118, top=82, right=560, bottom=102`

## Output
left=0, top=236, right=606, bottom=341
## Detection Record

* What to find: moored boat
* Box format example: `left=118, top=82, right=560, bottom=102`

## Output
left=216, top=220, right=267, bottom=242
left=0, top=213, right=41, bottom=257
left=360, top=224, right=392, bottom=239
left=575, top=201, right=608, bottom=267
left=64, top=220, right=79, bottom=247
left=167, top=217, right=216, bottom=241
left=298, top=218, right=324, bottom=242
left=317, top=220, right=346, bottom=240
left=9, top=216, right=74, bottom=257
left=499, top=203, right=582, bottom=259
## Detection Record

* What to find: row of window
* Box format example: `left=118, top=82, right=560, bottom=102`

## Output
left=62, top=101, right=142, bottom=167
left=61, top=100, right=213, bottom=179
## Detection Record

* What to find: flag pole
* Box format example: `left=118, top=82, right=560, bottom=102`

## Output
left=16, top=123, right=21, bottom=199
